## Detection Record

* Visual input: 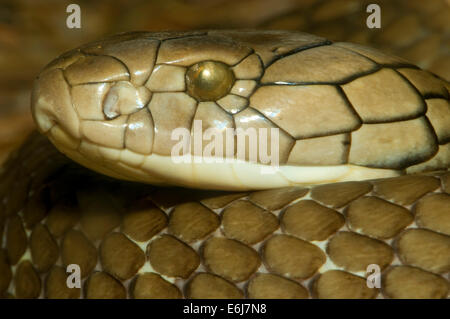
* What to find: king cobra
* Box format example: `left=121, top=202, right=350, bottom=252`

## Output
left=0, top=30, right=449, bottom=299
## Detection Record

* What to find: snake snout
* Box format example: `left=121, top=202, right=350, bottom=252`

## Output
left=31, top=67, right=80, bottom=139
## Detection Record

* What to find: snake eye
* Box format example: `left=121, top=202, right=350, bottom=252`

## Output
left=186, top=61, right=235, bottom=101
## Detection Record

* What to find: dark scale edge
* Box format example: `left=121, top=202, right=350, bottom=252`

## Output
left=152, top=31, right=209, bottom=42
left=263, top=39, right=333, bottom=69
left=80, top=52, right=133, bottom=80
left=252, top=53, right=266, bottom=83
left=341, top=133, right=352, bottom=165
left=230, top=48, right=256, bottom=67
left=335, top=44, right=419, bottom=70
left=124, top=107, right=155, bottom=155
left=334, top=85, right=363, bottom=130
left=396, top=116, right=440, bottom=170
left=284, top=138, right=297, bottom=165
left=396, top=66, right=450, bottom=99
left=186, top=100, right=201, bottom=145
left=144, top=40, right=162, bottom=85
left=234, top=106, right=295, bottom=140
left=121, top=113, right=132, bottom=150
left=60, top=67, right=83, bottom=133
left=424, top=93, right=450, bottom=100
left=423, top=97, right=450, bottom=145
left=230, top=106, right=296, bottom=165
left=259, top=64, right=382, bottom=87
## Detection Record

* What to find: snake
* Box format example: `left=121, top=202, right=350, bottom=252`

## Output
left=0, top=30, right=449, bottom=299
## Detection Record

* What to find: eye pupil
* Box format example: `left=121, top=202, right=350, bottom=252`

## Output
left=186, top=61, right=235, bottom=101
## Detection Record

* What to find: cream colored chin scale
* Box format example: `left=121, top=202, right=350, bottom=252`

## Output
left=31, top=30, right=450, bottom=190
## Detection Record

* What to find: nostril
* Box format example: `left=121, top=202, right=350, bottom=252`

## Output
left=103, top=89, right=120, bottom=120
left=102, top=81, right=151, bottom=120
left=33, top=106, right=57, bottom=133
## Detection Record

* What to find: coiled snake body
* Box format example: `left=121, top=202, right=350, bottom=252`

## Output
left=0, top=30, right=449, bottom=299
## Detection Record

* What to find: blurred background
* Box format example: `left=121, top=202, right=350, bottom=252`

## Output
left=0, top=0, right=449, bottom=163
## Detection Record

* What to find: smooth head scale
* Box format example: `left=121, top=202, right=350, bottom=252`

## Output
left=31, top=30, right=450, bottom=190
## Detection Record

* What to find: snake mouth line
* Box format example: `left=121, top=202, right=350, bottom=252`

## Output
left=39, top=104, right=408, bottom=191
left=46, top=123, right=402, bottom=190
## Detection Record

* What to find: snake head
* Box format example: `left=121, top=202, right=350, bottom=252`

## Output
left=30, top=31, right=329, bottom=186
left=31, top=31, right=448, bottom=189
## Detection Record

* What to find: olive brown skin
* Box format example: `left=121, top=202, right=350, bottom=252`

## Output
left=0, top=133, right=448, bottom=299
left=1, top=30, right=449, bottom=299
